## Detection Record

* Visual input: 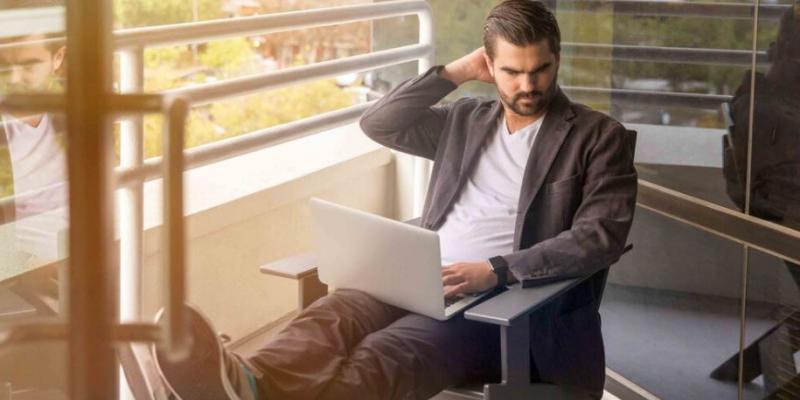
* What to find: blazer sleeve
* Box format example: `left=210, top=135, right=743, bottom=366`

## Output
left=502, top=121, right=638, bottom=286
left=359, top=66, right=458, bottom=160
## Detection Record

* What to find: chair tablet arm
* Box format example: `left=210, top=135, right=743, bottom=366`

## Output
left=466, top=243, right=634, bottom=326
left=464, top=276, right=587, bottom=326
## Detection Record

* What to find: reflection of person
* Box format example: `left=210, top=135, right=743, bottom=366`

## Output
left=154, top=1, right=636, bottom=399
left=0, top=0, right=68, bottom=261
left=723, top=3, right=800, bottom=229
left=719, top=7, right=800, bottom=392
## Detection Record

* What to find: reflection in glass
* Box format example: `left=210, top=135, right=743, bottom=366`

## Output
left=741, top=249, right=800, bottom=399
left=602, top=208, right=745, bottom=399
left=0, top=1, right=69, bottom=398
left=723, top=4, right=800, bottom=233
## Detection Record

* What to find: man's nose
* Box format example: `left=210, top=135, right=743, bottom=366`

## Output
left=519, top=74, right=536, bottom=93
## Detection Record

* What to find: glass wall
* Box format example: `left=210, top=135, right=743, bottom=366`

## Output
left=372, top=0, right=800, bottom=398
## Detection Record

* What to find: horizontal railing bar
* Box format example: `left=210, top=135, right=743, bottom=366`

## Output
left=0, top=93, right=166, bottom=114
left=552, top=0, right=789, bottom=20
left=637, top=179, right=800, bottom=265
left=563, top=86, right=731, bottom=110
left=163, top=44, right=431, bottom=105
left=563, top=42, right=768, bottom=66
left=0, top=322, right=162, bottom=347
left=114, top=0, right=431, bottom=49
left=115, top=101, right=373, bottom=187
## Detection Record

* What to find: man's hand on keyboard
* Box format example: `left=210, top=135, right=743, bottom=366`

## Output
left=442, top=261, right=497, bottom=298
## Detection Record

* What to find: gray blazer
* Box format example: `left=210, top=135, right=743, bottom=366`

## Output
left=359, top=66, right=637, bottom=395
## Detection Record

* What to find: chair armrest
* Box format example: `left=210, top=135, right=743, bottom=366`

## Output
left=466, top=243, right=633, bottom=326
left=260, top=253, right=325, bottom=309
left=464, top=277, right=587, bottom=326
left=260, top=253, right=317, bottom=279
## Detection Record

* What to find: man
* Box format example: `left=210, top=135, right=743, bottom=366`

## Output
left=0, top=0, right=68, bottom=262
left=155, top=1, right=637, bottom=399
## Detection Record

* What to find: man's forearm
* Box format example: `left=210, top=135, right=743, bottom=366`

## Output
left=439, top=64, right=470, bottom=86
left=438, top=47, right=493, bottom=86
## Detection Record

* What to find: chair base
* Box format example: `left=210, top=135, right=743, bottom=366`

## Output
left=432, top=383, right=595, bottom=400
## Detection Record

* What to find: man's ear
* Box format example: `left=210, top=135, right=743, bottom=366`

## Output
left=483, top=51, right=494, bottom=78
left=52, top=46, right=66, bottom=74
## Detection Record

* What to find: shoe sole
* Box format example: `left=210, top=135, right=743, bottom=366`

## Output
left=152, top=305, right=241, bottom=400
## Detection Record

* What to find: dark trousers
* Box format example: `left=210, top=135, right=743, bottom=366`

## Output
left=246, top=289, right=501, bottom=400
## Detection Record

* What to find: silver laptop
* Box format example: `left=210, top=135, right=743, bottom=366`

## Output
left=309, top=198, right=491, bottom=321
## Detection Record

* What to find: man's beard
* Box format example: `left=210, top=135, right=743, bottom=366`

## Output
left=497, top=79, right=557, bottom=117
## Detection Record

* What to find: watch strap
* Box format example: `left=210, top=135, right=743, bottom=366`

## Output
left=488, top=256, right=509, bottom=288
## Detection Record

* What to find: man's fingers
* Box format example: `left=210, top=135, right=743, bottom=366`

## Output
left=444, top=282, right=469, bottom=298
left=442, top=274, right=464, bottom=286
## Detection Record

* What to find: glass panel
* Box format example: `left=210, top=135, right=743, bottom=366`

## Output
left=0, top=1, right=69, bottom=398
left=602, top=207, right=745, bottom=399
left=739, top=3, right=800, bottom=233
left=743, top=248, right=800, bottom=399
left=556, top=0, right=762, bottom=210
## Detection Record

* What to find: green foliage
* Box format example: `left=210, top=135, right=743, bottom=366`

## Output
left=0, top=146, right=12, bottom=198
left=198, top=38, right=259, bottom=77
left=142, top=79, right=355, bottom=158
left=144, top=47, right=185, bottom=69
left=114, top=0, right=225, bottom=28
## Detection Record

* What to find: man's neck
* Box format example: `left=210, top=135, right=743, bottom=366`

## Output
left=4, top=112, right=44, bottom=128
left=504, top=109, right=544, bottom=134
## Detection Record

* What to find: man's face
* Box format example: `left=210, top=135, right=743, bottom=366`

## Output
left=0, top=34, right=64, bottom=94
left=484, top=38, right=560, bottom=118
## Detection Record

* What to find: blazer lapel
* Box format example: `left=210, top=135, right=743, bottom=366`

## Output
left=514, top=89, right=575, bottom=244
left=427, top=102, right=501, bottom=228
left=458, top=101, right=503, bottom=178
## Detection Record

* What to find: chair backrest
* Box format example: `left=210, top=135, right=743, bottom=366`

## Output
left=595, top=129, right=637, bottom=304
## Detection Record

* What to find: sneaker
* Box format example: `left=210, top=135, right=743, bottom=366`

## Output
left=152, top=304, right=261, bottom=400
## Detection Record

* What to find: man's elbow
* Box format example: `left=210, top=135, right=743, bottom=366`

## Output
left=359, top=114, right=385, bottom=142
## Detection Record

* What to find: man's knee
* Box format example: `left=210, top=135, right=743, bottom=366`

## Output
left=309, top=289, right=384, bottom=313
left=299, top=289, right=406, bottom=330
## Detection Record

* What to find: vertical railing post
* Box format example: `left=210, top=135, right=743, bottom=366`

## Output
left=118, top=47, right=145, bottom=329
left=118, top=47, right=146, bottom=400
left=65, top=0, right=118, bottom=397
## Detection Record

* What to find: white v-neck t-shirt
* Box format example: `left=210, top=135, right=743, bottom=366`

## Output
left=437, top=114, right=543, bottom=265
left=3, top=114, right=68, bottom=259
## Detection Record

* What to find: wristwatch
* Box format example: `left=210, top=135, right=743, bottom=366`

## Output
left=488, top=256, right=509, bottom=288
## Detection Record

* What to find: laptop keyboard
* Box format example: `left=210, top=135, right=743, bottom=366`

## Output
left=444, top=293, right=478, bottom=307
left=444, top=296, right=463, bottom=307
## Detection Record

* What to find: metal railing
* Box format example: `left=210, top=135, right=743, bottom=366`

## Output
left=2, top=0, right=796, bottom=217
left=550, top=0, right=789, bottom=20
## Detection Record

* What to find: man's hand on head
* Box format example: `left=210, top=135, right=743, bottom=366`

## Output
left=442, top=261, right=497, bottom=298
left=440, top=47, right=495, bottom=86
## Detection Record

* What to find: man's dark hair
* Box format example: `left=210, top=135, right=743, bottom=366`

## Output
left=483, top=0, right=561, bottom=59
